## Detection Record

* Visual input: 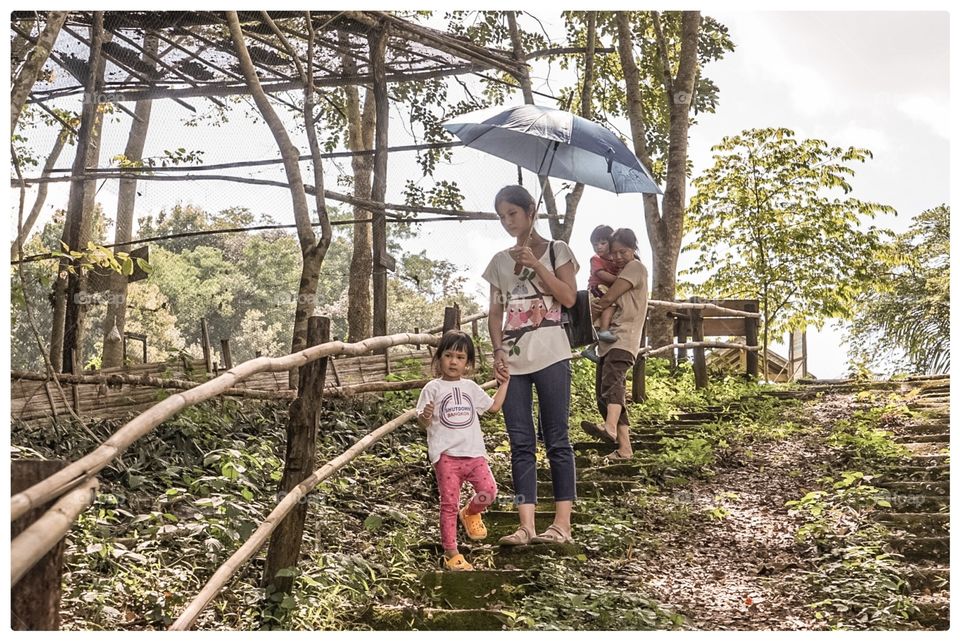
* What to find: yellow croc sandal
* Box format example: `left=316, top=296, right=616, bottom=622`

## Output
left=459, top=506, right=488, bottom=540
left=443, top=553, right=474, bottom=571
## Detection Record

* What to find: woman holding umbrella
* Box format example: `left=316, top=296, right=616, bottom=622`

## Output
left=483, top=184, right=579, bottom=545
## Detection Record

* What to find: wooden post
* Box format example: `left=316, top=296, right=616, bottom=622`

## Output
left=70, top=349, right=81, bottom=413
left=690, top=297, right=708, bottom=389
left=414, top=327, right=420, bottom=350
left=471, top=318, right=483, bottom=363
left=384, top=348, right=391, bottom=376
left=675, top=314, right=688, bottom=364
left=745, top=301, right=759, bottom=379
left=442, top=306, right=459, bottom=333
left=220, top=339, right=233, bottom=370
left=632, top=324, right=647, bottom=402
left=11, top=460, right=68, bottom=630
left=141, top=336, right=147, bottom=364
left=200, top=319, right=212, bottom=373
left=262, top=316, right=330, bottom=595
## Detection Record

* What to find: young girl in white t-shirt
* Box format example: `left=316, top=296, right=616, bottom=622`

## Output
left=416, top=330, right=510, bottom=571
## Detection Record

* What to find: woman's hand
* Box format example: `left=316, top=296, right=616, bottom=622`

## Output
left=591, top=297, right=609, bottom=315
left=508, top=245, right=540, bottom=270
left=494, top=350, right=510, bottom=384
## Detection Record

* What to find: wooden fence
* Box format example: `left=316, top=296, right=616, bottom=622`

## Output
left=10, top=348, right=443, bottom=425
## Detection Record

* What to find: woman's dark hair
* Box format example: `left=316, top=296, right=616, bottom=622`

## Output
left=432, top=330, right=476, bottom=376
left=494, top=184, right=536, bottom=214
left=610, top=227, right=639, bottom=251
left=589, top=225, right=615, bottom=244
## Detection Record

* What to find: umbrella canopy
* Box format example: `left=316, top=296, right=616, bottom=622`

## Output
left=442, top=104, right=662, bottom=195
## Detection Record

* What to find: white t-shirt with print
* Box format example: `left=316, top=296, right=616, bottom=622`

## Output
left=416, top=378, right=494, bottom=464
left=482, top=240, right=579, bottom=375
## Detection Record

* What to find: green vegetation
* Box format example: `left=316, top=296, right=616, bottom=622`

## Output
left=783, top=392, right=919, bottom=629
left=845, top=204, right=950, bottom=376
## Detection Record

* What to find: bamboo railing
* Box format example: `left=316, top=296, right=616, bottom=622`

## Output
left=9, top=332, right=439, bottom=524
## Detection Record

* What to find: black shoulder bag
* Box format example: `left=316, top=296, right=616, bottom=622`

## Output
left=549, top=242, right=597, bottom=348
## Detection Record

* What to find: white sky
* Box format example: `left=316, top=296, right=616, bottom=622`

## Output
left=5, top=6, right=955, bottom=379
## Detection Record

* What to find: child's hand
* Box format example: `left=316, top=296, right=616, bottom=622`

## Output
left=419, top=402, right=434, bottom=423
left=498, top=368, right=510, bottom=385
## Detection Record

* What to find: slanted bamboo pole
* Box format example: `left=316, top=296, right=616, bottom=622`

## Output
left=11, top=477, right=98, bottom=586
left=10, top=332, right=440, bottom=523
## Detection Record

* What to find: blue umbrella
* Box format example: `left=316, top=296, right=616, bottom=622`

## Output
left=442, top=103, right=662, bottom=195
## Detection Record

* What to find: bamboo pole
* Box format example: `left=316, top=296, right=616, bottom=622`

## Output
left=640, top=341, right=761, bottom=358
left=169, top=411, right=418, bottom=629
left=11, top=477, right=98, bottom=586
left=647, top=299, right=762, bottom=319
left=10, top=332, right=440, bottom=523
left=169, top=378, right=498, bottom=630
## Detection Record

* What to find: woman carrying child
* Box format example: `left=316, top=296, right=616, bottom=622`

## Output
left=417, top=330, right=510, bottom=571
left=581, top=228, right=649, bottom=461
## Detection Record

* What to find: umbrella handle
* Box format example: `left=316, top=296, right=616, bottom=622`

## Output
left=512, top=222, right=534, bottom=275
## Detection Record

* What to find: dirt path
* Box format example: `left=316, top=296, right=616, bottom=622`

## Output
left=623, top=427, right=832, bottom=630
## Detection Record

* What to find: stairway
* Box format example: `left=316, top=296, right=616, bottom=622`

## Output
left=365, top=406, right=734, bottom=630
left=869, top=378, right=950, bottom=630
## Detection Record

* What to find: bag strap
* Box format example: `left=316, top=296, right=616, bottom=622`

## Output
left=549, top=240, right=556, bottom=272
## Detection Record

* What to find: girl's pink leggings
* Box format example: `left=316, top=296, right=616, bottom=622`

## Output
left=435, top=452, right=498, bottom=551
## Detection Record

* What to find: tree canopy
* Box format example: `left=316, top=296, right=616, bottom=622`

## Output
left=844, top=204, right=950, bottom=375
left=684, top=127, right=895, bottom=372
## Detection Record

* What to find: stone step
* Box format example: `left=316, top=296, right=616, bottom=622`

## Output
left=573, top=441, right=666, bottom=455
left=502, top=479, right=640, bottom=500
left=630, top=425, right=706, bottom=435
left=484, top=510, right=591, bottom=528
left=894, top=433, right=950, bottom=444
left=889, top=536, right=950, bottom=560
left=903, top=565, right=950, bottom=591
left=911, top=596, right=950, bottom=629
left=421, top=569, right=531, bottom=609
left=874, top=479, right=950, bottom=495
left=907, top=453, right=950, bottom=464
left=874, top=512, right=949, bottom=535
left=367, top=605, right=508, bottom=631
left=878, top=464, right=949, bottom=480
left=895, top=422, right=950, bottom=436
left=887, top=494, right=948, bottom=513
left=412, top=541, right=585, bottom=569
left=535, top=460, right=650, bottom=480
left=578, top=462, right=651, bottom=479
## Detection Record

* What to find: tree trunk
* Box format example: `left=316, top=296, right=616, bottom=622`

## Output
left=368, top=26, right=390, bottom=340
left=616, top=11, right=701, bottom=353
left=51, top=13, right=106, bottom=374
left=11, top=128, right=68, bottom=259
left=343, top=32, right=374, bottom=342
left=226, top=11, right=320, bottom=389
left=100, top=33, right=158, bottom=369
left=10, top=11, right=68, bottom=133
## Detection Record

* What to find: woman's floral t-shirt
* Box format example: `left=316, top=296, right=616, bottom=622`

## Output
left=482, top=240, right=579, bottom=375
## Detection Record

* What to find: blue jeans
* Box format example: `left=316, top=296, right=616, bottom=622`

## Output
left=502, top=359, right=577, bottom=504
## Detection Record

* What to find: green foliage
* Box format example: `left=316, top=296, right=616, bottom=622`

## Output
left=508, top=557, right=681, bottom=630
left=844, top=204, right=950, bottom=375
left=826, top=402, right=911, bottom=467
left=684, top=127, right=895, bottom=344
left=786, top=472, right=914, bottom=629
